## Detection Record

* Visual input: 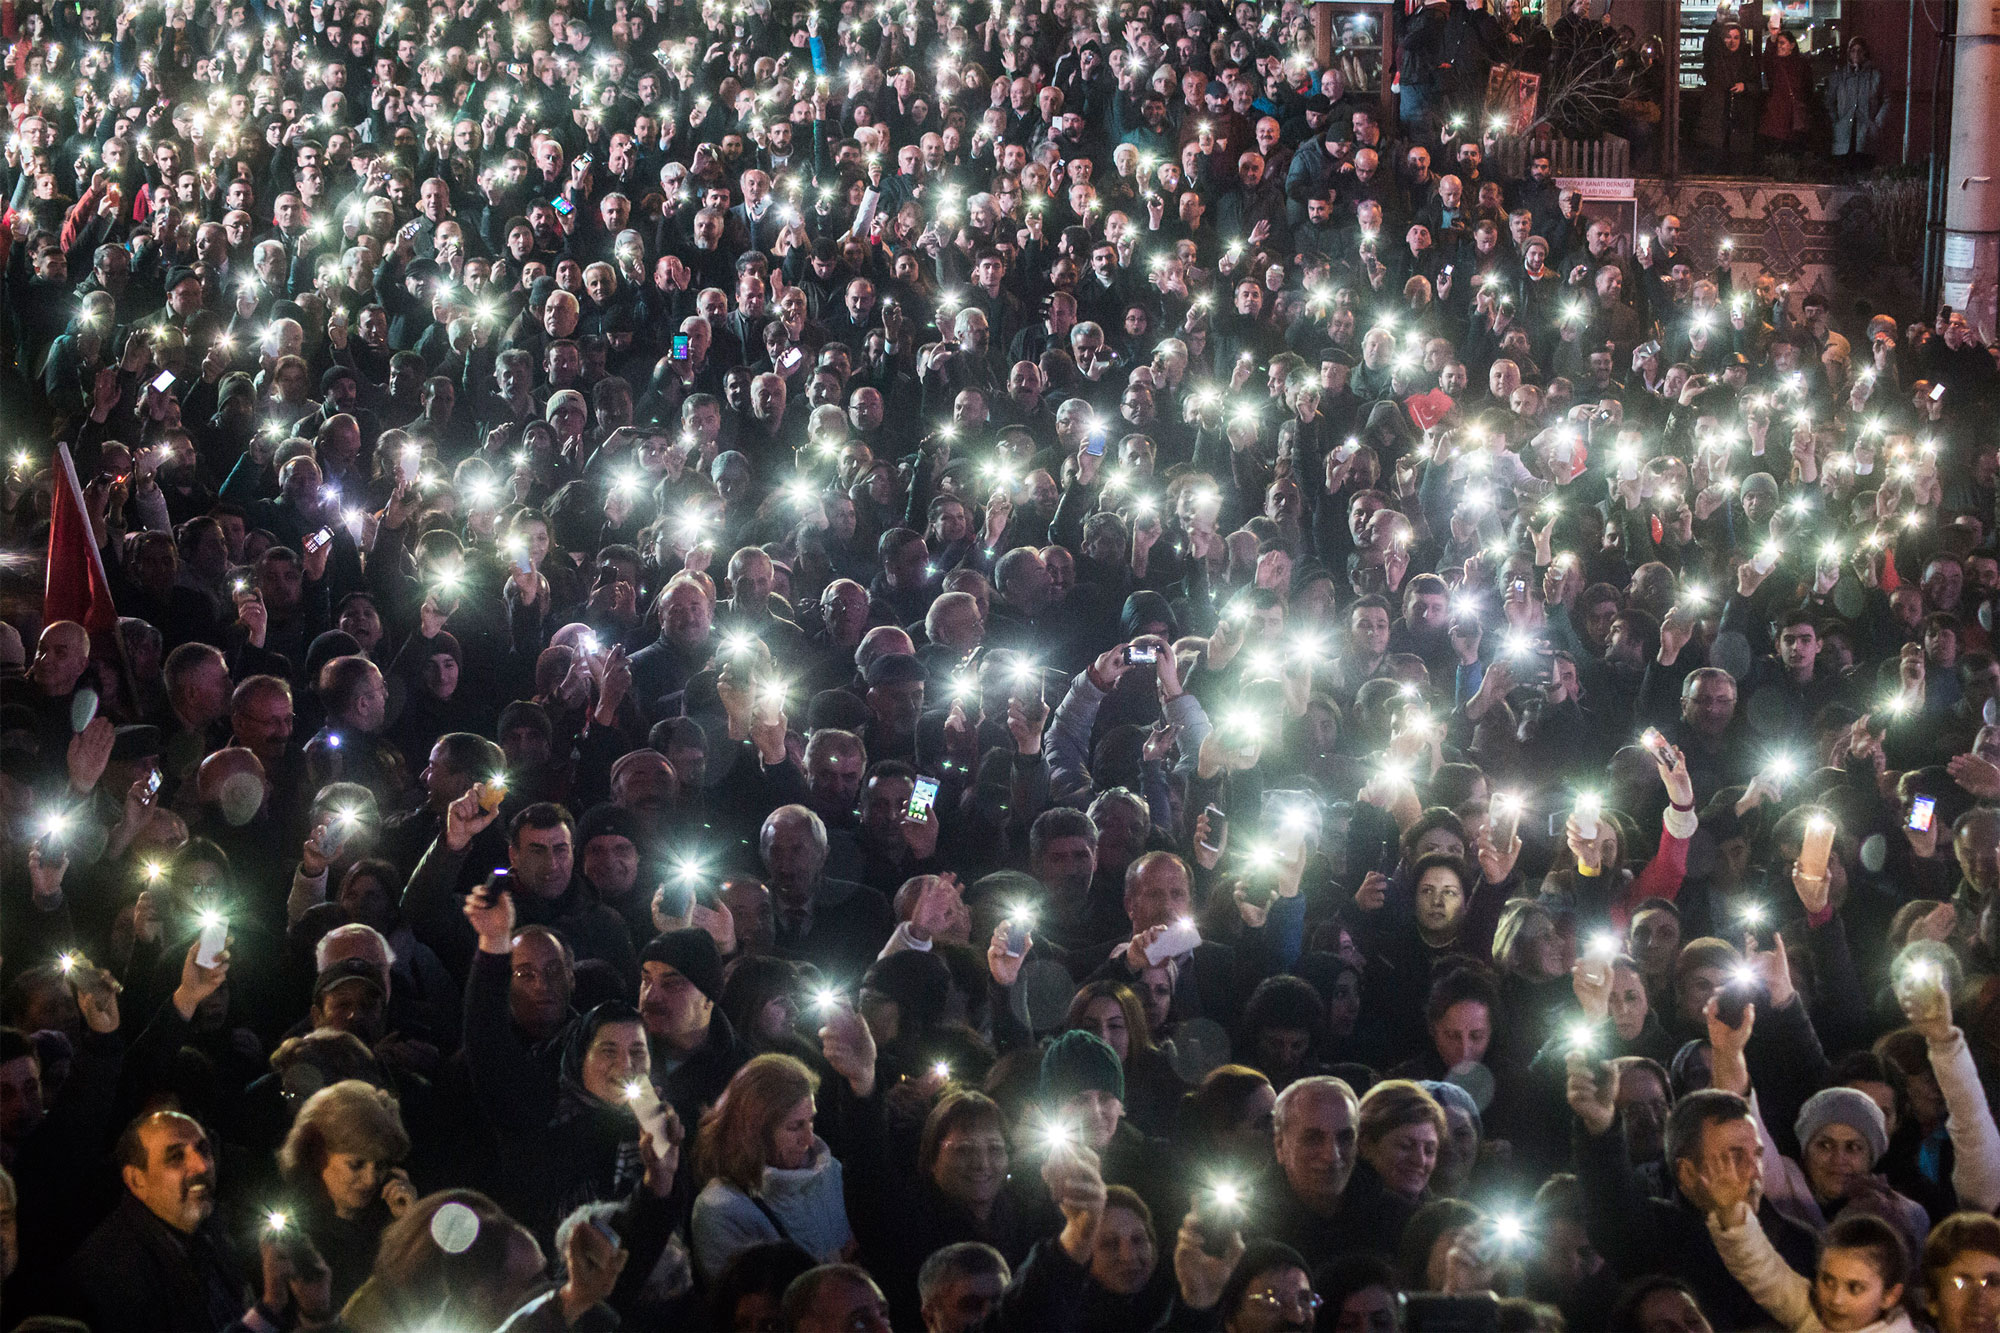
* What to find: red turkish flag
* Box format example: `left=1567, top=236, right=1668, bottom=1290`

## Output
left=43, top=443, right=119, bottom=639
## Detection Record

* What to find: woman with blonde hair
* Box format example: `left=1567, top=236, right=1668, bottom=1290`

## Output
left=1336, top=1079, right=1450, bottom=1254
left=276, top=1079, right=417, bottom=1306
left=690, top=1054, right=851, bottom=1283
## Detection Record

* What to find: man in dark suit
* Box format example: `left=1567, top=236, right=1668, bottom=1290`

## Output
left=823, top=275, right=884, bottom=348
left=724, top=168, right=787, bottom=256
left=760, top=803, right=899, bottom=983
left=1086, top=850, right=1279, bottom=1024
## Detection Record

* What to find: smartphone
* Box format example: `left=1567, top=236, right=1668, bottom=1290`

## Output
left=1508, top=578, right=1527, bottom=597
left=589, top=1217, right=621, bottom=1250
left=71, top=686, right=100, bottom=734
left=1004, top=915, right=1031, bottom=956
left=145, top=767, right=162, bottom=799
left=303, top=526, right=333, bottom=554
left=906, top=775, right=940, bottom=822
left=1125, top=644, right=1158, bottom=665
left=552, top=195, right=574, bottom=217
left=778, top=346, right=804, bottom=374
left=1083, top=429, right=1106, bottom=457
left=311, top=821, right=343, bottom=858
left=1639, top=726, right=1674, bottom=764
left=1145, top=918, right=1201, bottom=965
left=475, top=867, right=509, bottom=908
left=1931, top=383, right=1947, bottom=401
left=672, top=333, right=691, bottom=361
left=1192, top=1185, right=1245, bottom=1254
left=195, top=915, right=228, bottom=968
left=655, top=878, right=692, bottom=920
left=474, top=775, right=508, bottom=812
left=267, top=1215, right=323, bottom=1267
left=150, top=368, right=176, bottom=393
left=1715, top=974, right=1756, bottom=1027
left=1908, top=795, right=1937, bottom=834
left=1197, top=803, right=1227, bottom=853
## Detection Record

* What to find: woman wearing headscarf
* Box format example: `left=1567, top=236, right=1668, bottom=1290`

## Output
left=496, top=997, right=690, bottom=1319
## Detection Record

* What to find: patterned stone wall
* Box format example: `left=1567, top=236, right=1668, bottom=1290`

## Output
left=1632, top=177, right=1880, bottom=303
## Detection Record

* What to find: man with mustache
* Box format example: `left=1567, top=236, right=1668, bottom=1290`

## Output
left=64, top=950, right=331, bottom=1331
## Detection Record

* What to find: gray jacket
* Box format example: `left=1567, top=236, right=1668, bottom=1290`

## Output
left=1824, top=64, right=1885, bottom=155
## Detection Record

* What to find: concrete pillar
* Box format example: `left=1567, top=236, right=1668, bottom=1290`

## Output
left=1943, top=0, right=2000, bottom=340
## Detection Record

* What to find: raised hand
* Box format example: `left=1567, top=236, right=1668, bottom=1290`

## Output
left=1044, top=1140, right=1107, bottom=1262
left=172, top=936, right=231, bottom=1020
left=987, top=922, right=1031, bottom=988
left=463, top=880, right=515, bottom=953
left=443, top=786, right=500, bottom=852
left=1572, top=956, right=1612, bottom=1019
left=1564, top=1050, right=1619, bottom=1136
left=68, top=715, right=116, bottom=794
left=818, top=998, right=878, bottom=1097
left=908, top=873, right=966, bottom=944
left=1892, top=953, right=1954, bottom=1043
left=639, top=1107, right=685, bottom=1197
left=901, top=796, right=940, bottom=860
left=1949, top=752, right=2000, bottom=799
left=1702, top=993, right=1754, bottom=1095
left=27, top=845, right=68, bottom=908
left=1007, top=695, right=1049, bottom=755
left=1173, top=1210, right=1244, bottom=1312
left=1791, top=859, right=1830, bottom=916
left=1743, top=932, right=1794, bottom=1009
left=558, top=1213, right=629, bottom=1324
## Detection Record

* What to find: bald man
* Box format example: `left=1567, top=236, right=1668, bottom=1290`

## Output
left=4, top=621, right=92, bottom=767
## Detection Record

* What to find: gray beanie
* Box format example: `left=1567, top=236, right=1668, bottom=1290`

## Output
left=1794, top=1087, right=1888, bottom=1164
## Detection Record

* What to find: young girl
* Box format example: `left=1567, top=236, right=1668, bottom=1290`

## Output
left=1708, top=1207, right=1915, bottom=1333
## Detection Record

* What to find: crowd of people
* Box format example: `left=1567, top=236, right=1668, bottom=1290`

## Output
left=4, top=0, right=2000, bottom=1330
